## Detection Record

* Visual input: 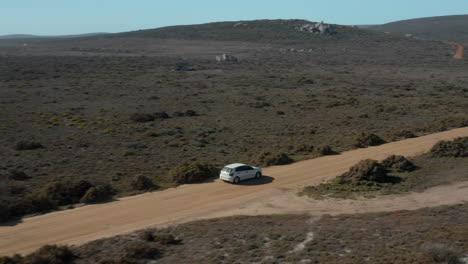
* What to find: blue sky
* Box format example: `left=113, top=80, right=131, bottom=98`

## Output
left=1, top=0, right=467, bottom=35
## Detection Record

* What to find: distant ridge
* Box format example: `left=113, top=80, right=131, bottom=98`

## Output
left=368, top=15, right=468, bottom=43
left=108, top=19, right=399, bottom=44
left=0, top=32, right=109, bottom=40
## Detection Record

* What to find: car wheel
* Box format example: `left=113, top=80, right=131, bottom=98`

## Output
left=255, top=172, right=262, bottom=179
left=233, top=177, right=240, bottom=184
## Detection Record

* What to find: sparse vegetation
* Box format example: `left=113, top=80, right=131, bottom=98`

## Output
left=301, top=154, right=468, bottom=199
left=420, top=243, right=463, bottom=264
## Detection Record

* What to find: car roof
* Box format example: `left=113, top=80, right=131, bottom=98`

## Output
left=224, top=163, right=247, bottom=168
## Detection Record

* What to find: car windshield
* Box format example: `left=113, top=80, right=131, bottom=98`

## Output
left=222, top=167, right=233, bottom=173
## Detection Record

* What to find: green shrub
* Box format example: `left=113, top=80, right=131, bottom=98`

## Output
left=316, top=145, right=335, bottom=156
left=256, top=152, right=293, bottom=166
left=130, top=176, right=155, bottom=191
left=24, top=193, right=57, bottom=213
left=80, top=185, right=114, bottom=204
left=170, top=163, right=218, bottom=184
left=335, top=159, right=388, bottom=185
left=430, top=137, right=468, bottom=158
left=44, top=180, right=93, bottom=205
left=354, top=133, right=386, bottom=148
left=26, top=245, right=75, bottom=264
left=381, top=155, right=416, bottom=172
left=15, top=141, right=43, bottom=151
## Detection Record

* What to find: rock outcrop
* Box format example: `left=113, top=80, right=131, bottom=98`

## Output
left=296, top=22, right=336, bottom=35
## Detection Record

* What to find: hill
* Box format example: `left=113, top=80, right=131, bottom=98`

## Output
left=369, top=15, right=468, bottom=43
left=113, top=19, right=397, bottom=43
left=0, top=32, right=109, bottom=40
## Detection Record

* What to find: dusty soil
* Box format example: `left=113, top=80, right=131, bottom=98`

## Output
left=1, top=127, right=467, bottom=256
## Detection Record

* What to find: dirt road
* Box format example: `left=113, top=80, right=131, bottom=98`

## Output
left=449, top=42, right=465, bottom=59
left=1, top=127, right=468, bottom=256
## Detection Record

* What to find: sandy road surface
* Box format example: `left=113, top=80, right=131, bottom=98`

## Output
left=449, top=42, right=465, bottom=59
left=1, top=127, right=468, bottom=256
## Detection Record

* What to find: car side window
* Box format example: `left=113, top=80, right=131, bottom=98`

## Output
left=237, top=166, right=251, bottom=171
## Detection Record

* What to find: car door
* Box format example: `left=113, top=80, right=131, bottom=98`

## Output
left=244, top=166, right=255, bottom=179
left=236, top=166, right=249, bottom=180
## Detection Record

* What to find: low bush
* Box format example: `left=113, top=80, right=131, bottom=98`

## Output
left=139, top=230, right=154, bottom=242
left=0, top=201, right=11, bottom=222
left=335, top=159, right=388, bottom=185
left=8, top=170, right=29, bottom=181
left=15, top=141, right=43, bottom=151
left=44, top=180, right=93, bottom=205
left=153, top=111, right=170, bottom=119
left=0, top=255, right=23, bottom=264
left=381, top=155, right=416, bottom=172
left=26, top=245, right=75, bottom=264
left=294, top=144, right=314, bottom=153
left=124, top=242, right=160, bottom=259
left=24, top=193, right=58, bottom=213
left=354, top=133, right=386, bottom=148
left=154, top=234, right=177, bottom=245
left=129, top=113, right=154, bottom=123
left=420, top=243, right=463, bottom=264
left=184, top=110, right=197, bottom=116
left=435, top=116, right=468, bottom=131
left=385, top=130, right=417, bottom=141
left=256, top=152, right=293, bottom=166
left=430, top=137, right=468, bottom=158
left=80, top=185, right=114, bottom=204
left=316, top=145, right=335, bottom=156
left=130, top=176, right=155, bottom=191
left=170, top=163, right=218, bottom=184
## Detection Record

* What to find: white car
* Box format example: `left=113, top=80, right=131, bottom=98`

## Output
left=219, top=163, right=262, bottom=184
